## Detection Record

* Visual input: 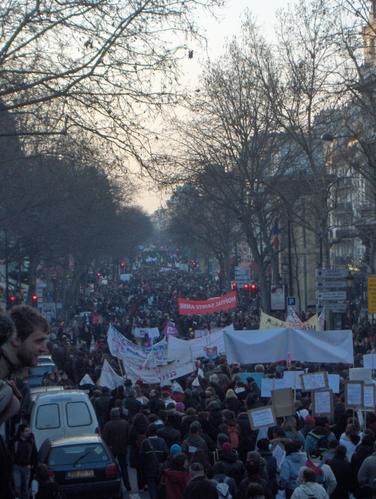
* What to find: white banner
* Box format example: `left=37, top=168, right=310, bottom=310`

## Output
left=224, top=328, right=354, bottom=365
left=133, top=327, right=160, bottom=340
left=167, top=328, right=229, bottom=362
left=107, top=324, right=168, bottom=365
left=124, top=359, right=195, bottom=385
left=98, top=359, right=124, bottom=390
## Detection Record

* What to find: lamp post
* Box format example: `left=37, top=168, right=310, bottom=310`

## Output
left=346, top=271, right=354, bottom=328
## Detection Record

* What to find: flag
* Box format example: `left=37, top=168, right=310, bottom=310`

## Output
left=271, top=219, right=280, bottom=251
left=98, top=359, right=124, bottom=390
left=286, top=306, right=303, bottom=328
left=319, top=307, right=326, bottom=331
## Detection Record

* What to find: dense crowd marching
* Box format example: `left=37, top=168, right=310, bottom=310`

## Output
left=2, top=256, right=376, bottom=499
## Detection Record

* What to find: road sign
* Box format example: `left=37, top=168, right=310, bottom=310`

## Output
left=326, top=303, right=347, bottom=313
left=234, top=266, right=250, bottom=285
left=368, top=276, right=376, bottom=314
left=316, top=269, right=348, bottom=279
left=316, top=280, right=347, bottom=289
left=317, top=291, right=347, bottom=301
left=287, top=296, right=296, bottom=306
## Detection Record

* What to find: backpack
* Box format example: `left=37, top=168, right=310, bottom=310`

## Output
left=227, top=424, right=239, bottom=449
left=309, top=431, right=329, bottom=453
left=213, top=478, right=232, bottom=499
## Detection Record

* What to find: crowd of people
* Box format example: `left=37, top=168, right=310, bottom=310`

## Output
left=1, top=257, right=376, bottom=498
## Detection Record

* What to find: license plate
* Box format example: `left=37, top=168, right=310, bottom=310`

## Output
left=66, top=470, right=94, bottom=479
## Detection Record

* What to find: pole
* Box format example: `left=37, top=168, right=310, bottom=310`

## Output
left=287, top=217, right=293, bottom=296
left=4, top=229, right=9, bottom=310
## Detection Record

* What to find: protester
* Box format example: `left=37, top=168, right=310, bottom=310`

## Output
left=328, top=445, right=354, bottom=499
left=11, top=424, right=37, bottom=499
left=183, top=462, right=218, bottom=499
left=140, top=423, right=168, bottom=499
left=291, top=467, right=329, bottom=499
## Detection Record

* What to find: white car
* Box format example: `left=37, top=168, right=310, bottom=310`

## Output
left=31, top=390, right=99, bottom=450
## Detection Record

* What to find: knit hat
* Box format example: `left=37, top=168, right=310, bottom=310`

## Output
left=170, top=444, right=182, bottom=456
left=304, top=415, right=316, bottom=426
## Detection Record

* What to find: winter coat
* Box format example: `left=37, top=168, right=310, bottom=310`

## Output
left=339, top=432, right=361, bottom=461
left=291, top=482, right=329, bottom=499
left=157, top=425, right=181, bottom=448
left=212, top=450, right=244, bottom=484
left=140, top=435, right=168, bottom=478
left=183, top=476, right=219, bottom=499
left=162, top=468, right=191, bottom=499
left=280, top=452, right=307, bottom=492
left=358, top=452, right=376, bottom=489
left=329, top=456, right=354, bottom=499
left=182, top=434, right=209, bottom=457
left=102, top=418, right=129, bottom=456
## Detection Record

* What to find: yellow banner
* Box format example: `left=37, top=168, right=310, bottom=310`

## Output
left=368, top=276, right=376, bottom=314
left=259, top=311, right=287, bottom=329
left=259, top=311, right=320, bottom=330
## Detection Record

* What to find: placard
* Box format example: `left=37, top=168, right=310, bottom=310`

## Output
left=248, top=406, right=276, bottom=430
left=271, top=388, right=295, bottom=417
left=363, top=354, right=376, bottom=370
left=363, top=383, right=376, bottom=411
left=312, top=389, right=333, bottom=417
left=301, top=372, right=328, bottom=391
left=345, top=381, right=363, bottom=409
left=261, top=378, right=290, bottom=398
left=349, top=368, right=372, bottom=382
left=327, top=374, right=340, bottom=394
left=283, top=370, right=304, bottom=390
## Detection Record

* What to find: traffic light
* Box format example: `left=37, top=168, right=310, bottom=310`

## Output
left=31, top=294, right=38, bottom=307
left=119, top=260, right=125, bottom=269
left=231, top=282, right=237, bottom=291
left=96, top=271, right=102, bottom=278
left=243, top=283, right=249, bottom=290
left=8, top=295, right=17, bottom=307
left=250, top=283, right=258, bottom=296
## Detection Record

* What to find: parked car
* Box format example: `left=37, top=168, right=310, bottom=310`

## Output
left=28, top=355, right=56, bottom=387
left=31, top=390, right=99, bottom=450
left=40, top=435, right=122, bottom=498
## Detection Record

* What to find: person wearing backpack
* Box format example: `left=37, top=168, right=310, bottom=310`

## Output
left=212, top=461, right=237, bottom=498
left=212, top=442, right=244, bottom=485
left=304, top=418, right=337, bottom=457
left=301, top=450, right=337, bottom=496
left=291, top=467, right=329, bottom=499
left=328, top=445, right=354, bottom=499
left=279, top=440, right=307, bottom=499
left=339, top=423, right=361, bottom=461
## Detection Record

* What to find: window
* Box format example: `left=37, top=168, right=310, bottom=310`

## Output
left=36, top=404, right=60, bottom=429
left=49, top=443, right=109, bottom=466
left=66, top=402, right=92, bottom=427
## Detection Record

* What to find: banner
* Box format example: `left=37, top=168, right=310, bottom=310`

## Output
left=177, top=291, right=237, bottom=315
left=167, top=329, right=227, bottom=362
left=98, top=359, right=124, bottom=390
left=133, top=327, right=160, bottom=341
left=79, top=374, right=95, bottom=386
left=107, top=324, right=168, bottom=365
left=224, top=328, right=354, bottom=365
left=259, top=311, right=287, bottom=329
left=259, top=311, right=321, bottom=331
left=124, top=359, right=195, bottom=385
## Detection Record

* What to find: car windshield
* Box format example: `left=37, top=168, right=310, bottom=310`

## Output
left=49, top=443, right=110, bottom=466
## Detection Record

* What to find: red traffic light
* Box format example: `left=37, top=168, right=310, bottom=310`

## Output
left=243, top=283, right=249, bottom=290
left=250, top=283, right=257, bottom=291
left=119, top=260, right=125, bottom=269
left=32, top=294, right=38, bottom=302
left=9, top=295, right=16, bottom=303
left=96, top=272, right=102, bottom=278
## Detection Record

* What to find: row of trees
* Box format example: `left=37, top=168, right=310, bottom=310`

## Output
left=161, top=0, right=376, bottom=311
left=0, top=0, right=225, bottom=310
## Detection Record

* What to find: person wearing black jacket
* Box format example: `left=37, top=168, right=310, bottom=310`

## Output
left=212, top=442, right=244, bottom=485
left=11, top=424, right=37, bottom=499
left=257, top=438, right=278, bottom=496
left=329, top=445, right=354, bottom=499
left=140, top=423, right=168, bottom=499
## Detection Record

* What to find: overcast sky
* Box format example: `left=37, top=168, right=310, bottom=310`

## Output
left=140, top=0, right=288, bottom=213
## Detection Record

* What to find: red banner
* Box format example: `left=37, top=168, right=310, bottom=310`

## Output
left=177, top=291, right=237, bottom=315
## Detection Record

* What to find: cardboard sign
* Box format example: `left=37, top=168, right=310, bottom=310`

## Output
left=345, top=381, right=363, bottom=409
left=271, top=388, right=295, bottom=417
left=248, top=406, right=276, bottom=430
left=261, top=378, right=290, bottom=398
left=363, top=384, right=376, bottom=411
left=301, top=372, right=328, bottom=391
left=349, top=368, right=372, bottom=382
left=312, top=389, right=333, bottom=417
left=283, top=370, right=304, bottom=390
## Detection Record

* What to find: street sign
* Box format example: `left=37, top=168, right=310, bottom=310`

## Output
left=368, top=276, right=376, bottom=314
left=316, top=269, right=348, bottom=279
left=234, top=266, right=250, bottom=286
left=326, top=303, right=347, bottom=313
left=317, top=291, right=347, bottom=301
left=316, top=280, right=347, bottom=289
left=287, top=296, right=296, bottom=306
